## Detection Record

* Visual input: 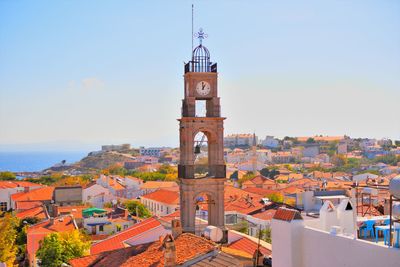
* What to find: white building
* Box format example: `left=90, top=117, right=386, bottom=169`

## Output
left=271, top=201, right=400, bottom=267
left=224, top=134, right=257, bottom=147
left=140, top=189, right=179, bottom=216
left=139, top=147, right=164, bottom=157
left=262, top=136, right=280, bottom=148
left=0, top=181, right=43, bottom=211
left=83, top=183, right=114, bottom=208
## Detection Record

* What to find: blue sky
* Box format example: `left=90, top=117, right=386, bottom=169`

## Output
left=0, top=0, right=399, bottom=151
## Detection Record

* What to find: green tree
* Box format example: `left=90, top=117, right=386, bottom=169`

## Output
left=59, top=230, right=90, bottom=260
left=36, top=230, right=90, bottom=267
left=36, top=233, right=64, bottom=267
left=258, top=228, right=271, bottom=243
left=238, top=171, right=256, bottom=186
left=306, top=137, right=315, bottom=144
left=0, top=171, right=16, bottom=181
left=124, top=200, right=151, bottom=218
left=266, top=193, right=284, bottom=203
left=0, top=214, right=18, bottom=267
left=331, top=154, right=348, bottom=167
left=373, top=154, right=399, bottom=166
left=236, top=220, right=249, bottom=234
left=158, top=164, right=176, bottom=174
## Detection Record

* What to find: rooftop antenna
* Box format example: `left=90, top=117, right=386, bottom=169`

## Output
left=192, top=4, right=194, bottom=52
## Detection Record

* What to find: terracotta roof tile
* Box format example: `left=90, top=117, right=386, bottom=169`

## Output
left=11, top=186, right=54, bottom=202
left=121, top=233, right=215, bottom=267
left=140, top=181, right=178, bottom=190
left=228, top=237, right=271, bottom=256
left=70, top=244, right=151, bottom=267
left=15, top=201, right=43, bottom=211
left=16, top=206, right=47, bottom=220
left=90, top=217, right=161, bottom=254
left=243, top=187, right=278, bottom=196
left=273, top=207, right=302, bottom=222
left=0, top=181, right=42, bottom=189
left=141, top=189, right=179, bottom=205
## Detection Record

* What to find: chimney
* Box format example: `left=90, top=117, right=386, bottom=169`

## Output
left=52, top=204, right=59, bottom=218
left=162, top=234, right=176, bottom=267
left=171, top=219, right=182, bottom=239
left=49, top=217, right=55, bottom=225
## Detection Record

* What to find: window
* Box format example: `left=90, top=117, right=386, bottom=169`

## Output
left=0, top=202, right=7, bottom=212
left=225, top=214, right=238, bottom=225
left=124, top=225, right=128, bottom=230
left=99, top=225, right=104, bottom=232
left=161, top=206, right=163, bottom=212
left=166, top=207, right=169, bottom=214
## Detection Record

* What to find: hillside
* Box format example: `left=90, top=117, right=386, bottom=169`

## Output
left=74, top=151, right=136, bottom=170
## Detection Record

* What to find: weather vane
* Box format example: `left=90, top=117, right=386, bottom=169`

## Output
left=194, top=28, right=208, bottom=45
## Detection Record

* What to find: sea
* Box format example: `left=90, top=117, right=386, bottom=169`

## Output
left=0, top=151, right=87, bottom=172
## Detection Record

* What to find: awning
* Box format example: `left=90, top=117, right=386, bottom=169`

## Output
left=87, top=222, right=111, bottom=226
left=315, top=196, right=348, bottom=200
left=83, top=207, right=107, bottom=217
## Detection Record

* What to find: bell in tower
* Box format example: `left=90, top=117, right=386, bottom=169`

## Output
left=179, top=28, right=226, bottom=234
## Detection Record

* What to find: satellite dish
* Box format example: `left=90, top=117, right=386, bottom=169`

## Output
left=112, top=199, right=117, bottom=205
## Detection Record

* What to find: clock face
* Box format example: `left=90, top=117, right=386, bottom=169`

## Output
left=196, top=81, right=211, bottom=96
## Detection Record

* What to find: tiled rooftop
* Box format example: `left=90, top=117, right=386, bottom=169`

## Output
left=16, top=206, right=47, bottom=220
left=72, top=233, right=216, bottom=267
left=141, top=189, right=179, bottom=205
left=11, top=186, right=54, bottom=201
left=90, top=217, right=161, bottom=254
left=273, top=207, right=302, bottom=222
left=227, top=237, right=271, bottom=256
left=121, top=233, right=215, bottom=267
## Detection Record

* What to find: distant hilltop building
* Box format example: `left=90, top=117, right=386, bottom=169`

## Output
left=139, top=147, right=164, bottom=157
left=224, top=133, right=258, bottom=148
left=101, top=144, right=131, bottom=152
left=262, top=135, right=280, bottom=148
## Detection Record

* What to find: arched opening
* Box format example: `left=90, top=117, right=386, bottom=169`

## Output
left=194, top=192, right=215, bottom=235
left=194, top=131, right=209, bottom=178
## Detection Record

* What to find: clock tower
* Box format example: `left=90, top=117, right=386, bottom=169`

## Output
left=179, top=29, right=226, bottom=233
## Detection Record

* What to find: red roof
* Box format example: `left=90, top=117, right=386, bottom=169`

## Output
left=251, top=209, right=277, bottom=221
left=57, top=205, right=88, bottom=219
left=120, top=233, right=215, bottom=267
left=223, top=186, right=264, bottom=215
left=0, top=181, right=18, bottom=189
left=159, top=210, right=180, bottom=223
left=0, top=181, right=42, bottom=189
left=141, top=189, right=179, bottom=205
left=11, top=186, right=54, bottom=202
left=90, top=217, right=161, bottom=254
left=70, top=244, right=151, bottom=267
left=243, top=187, right=278, bottom=196
left=272, top=207, right=302, bottom=222
left=16, top=206, right=47, bottom=220
left=15, top=201, right=43, bottom=211
left=228, top=237, right=271, bottom=256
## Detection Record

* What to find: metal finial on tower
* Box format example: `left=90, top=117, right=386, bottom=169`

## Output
left=194, top=28, right=208, bottom=45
